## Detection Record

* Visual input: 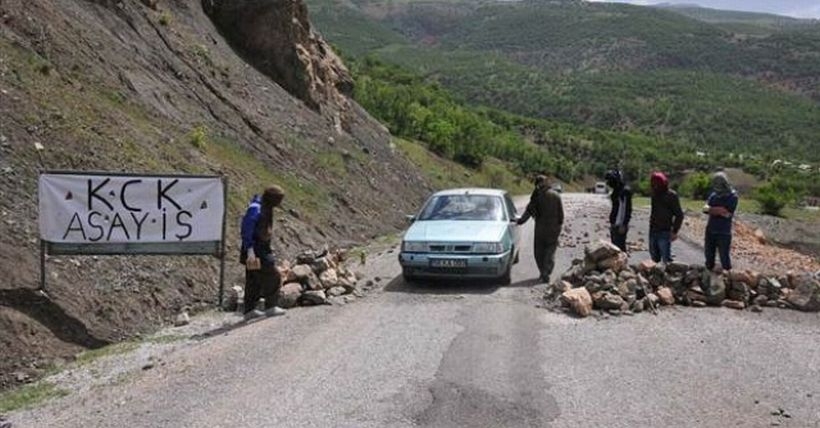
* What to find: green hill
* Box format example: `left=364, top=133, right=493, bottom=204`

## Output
left=306, top=0, right=820, bottom=164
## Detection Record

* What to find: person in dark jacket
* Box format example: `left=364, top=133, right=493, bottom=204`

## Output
left=703, top=172, right=738, bottom=272
left=604, top=170, right=633, bottom=252
left=648, top=172, right=683, bottom=264
left=240, top=186, right=286, bottom=319
left=517, top=175, right=564, bottom=282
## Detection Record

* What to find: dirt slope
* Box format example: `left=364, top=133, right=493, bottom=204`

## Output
left=0, top=0, right=431, bottom=389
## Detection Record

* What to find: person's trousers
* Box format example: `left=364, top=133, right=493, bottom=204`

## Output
left=534, top=239, right=558, bottom=281
left=610, top=225, right=628, bottom=252
left=649, top=231, right=673, bottom=263
left=705, top=232, right=732, bottom=271
left=244, top=265, right=281, bottom=313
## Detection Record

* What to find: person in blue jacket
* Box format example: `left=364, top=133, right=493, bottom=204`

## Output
left=240, top=186, right=286, bottom=319
left=703, top=172, right=739, bottom=272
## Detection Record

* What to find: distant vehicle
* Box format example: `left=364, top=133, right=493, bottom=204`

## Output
left=552, top=183, right=563, bottom=193
left=399, top=188, right=521, bottom=285
left=594, top=182, right=607, bottom=194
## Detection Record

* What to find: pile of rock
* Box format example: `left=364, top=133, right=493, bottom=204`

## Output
left=224, top=249, right=361, bottom=311
left=550, top=240, right=820, bottom=318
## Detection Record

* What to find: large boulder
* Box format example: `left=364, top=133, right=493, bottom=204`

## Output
left=305, top=272, right=323, bottom=291
left=546, top=281, right=572, bottom=300
left=561, top=288, right=593, bottom=318
left=593, top=292, right=626, bottom=311
left=301, top=290, right=328, bottom=306
left=598, top=252, right=629, bottom=273
left=616, top=279, right=637, bottom=299
left=727, top=282, right=751, bottom=304
left=786, top=275, right=820, bottom=312
left=666, top=261, right=690, bottom=275
left=312, top=257, right=334, bottom=274
left=638, top=259, right=656, bottom=273
left=223, top=285, right=244, bottom=312
left=586, top=240, right=621, bottom=263
left=327, top=286, right=346, bottom=297
left=656, top=287, right=675, bottom=306
left=701, top=272, right=727, bottom=306
left=319, top=268, right=339, bottom=289
left=291, top=264, right=313, bottom=282
left=278, top=283, right=303, bottom=309
left=722, top=300, right=746, bottom=310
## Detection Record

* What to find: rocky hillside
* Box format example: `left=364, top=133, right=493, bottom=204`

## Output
left=0, top=0, right=432, bottom=389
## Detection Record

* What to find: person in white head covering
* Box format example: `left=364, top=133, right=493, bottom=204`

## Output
left=703, top=172, right=738, bottom=272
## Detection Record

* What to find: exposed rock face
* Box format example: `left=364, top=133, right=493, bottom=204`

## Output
left=203, top=0, right=354, bottom=113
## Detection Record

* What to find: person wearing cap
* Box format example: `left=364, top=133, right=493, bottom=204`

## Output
left=517, top=175, right=564, bottom=282
left=240, top=186, right=287, bottom=319
left=703, top=172, right=738, bottom=272
left=604, top=170, right=632, bottom=252
left=649, top=172, right=683, bottom=264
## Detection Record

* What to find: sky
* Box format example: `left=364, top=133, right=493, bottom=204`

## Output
left=585, top=0, right=820, bottom=19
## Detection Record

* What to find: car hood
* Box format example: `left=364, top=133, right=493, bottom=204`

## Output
left=404, top=220, right=507, bottom=243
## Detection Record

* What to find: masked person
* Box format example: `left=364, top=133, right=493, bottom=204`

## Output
left=649, top=172, right=683, bottom=264
left=240, top=186, right=286, bottom=319
left=703, top=172, right=738, bottom=272
left=517, top=175, right=564, bottom=282
left=605, top=170, right=633, bottom=252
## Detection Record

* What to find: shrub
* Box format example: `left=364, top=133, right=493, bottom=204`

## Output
left=754, top=184, right=789, bottom=217
left=680, top=172, right=713, bottom=200
left=188, top=126, right=208, bottom=150
left=159, top=12, right=172, bottom=26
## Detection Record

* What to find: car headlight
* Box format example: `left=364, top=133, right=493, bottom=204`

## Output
left=473, top=242, right=504, bottom=254
left=402, top=241, right=428, bottom=252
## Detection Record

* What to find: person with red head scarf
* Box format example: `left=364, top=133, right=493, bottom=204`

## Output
left=648, top=172, right=683, bottom=264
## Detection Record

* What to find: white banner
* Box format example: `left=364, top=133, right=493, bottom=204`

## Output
left=39, top=173, right=225, bottom=245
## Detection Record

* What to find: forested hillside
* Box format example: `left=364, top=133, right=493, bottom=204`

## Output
left=307, top=0, right=820, bottom=167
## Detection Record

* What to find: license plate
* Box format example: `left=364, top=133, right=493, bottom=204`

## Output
left=430, top=258, right=467, bottom=268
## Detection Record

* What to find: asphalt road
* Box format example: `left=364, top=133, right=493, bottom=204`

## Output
left=12, top=194, right=820, bottom=427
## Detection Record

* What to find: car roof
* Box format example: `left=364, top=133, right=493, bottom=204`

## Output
left=431, top=188, right=507, bottom=197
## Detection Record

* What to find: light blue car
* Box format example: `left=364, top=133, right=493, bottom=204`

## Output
left=399, top=188, right=522, bottom=284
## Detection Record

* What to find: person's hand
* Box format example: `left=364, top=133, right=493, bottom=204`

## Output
left=246, top=256, right=261, bottom=271
left=709, top=206, right=731, bottom=217
left=618, top=225, right=627, bottom=234
left=246, top=248, right=260, bottom=271
left=670, top=232, right=678, bottom=242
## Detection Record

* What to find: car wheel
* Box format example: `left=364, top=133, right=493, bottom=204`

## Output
left=402, top=270, right=416, bottom=284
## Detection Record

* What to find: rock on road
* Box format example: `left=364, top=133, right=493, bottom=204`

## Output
left=12, top=194, right=820, bottom=427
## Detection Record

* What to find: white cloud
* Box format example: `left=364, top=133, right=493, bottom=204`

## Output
left=583, top=0, right=820, bottom=19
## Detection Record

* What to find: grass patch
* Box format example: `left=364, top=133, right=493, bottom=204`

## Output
left=0, top=382, right=69, bottom=413
left=192, top=44, right=215, bottom=68
left=74, top=342, right=140, bottom=367
left=205, top=135, right=332, bottom=221
left=634, top=196, right=819, bottom=222
left=315, top=152, right=347, bottom=175
left=395, top=138, right=529, bottom=195
left=145, top=334, right=188, bottom=345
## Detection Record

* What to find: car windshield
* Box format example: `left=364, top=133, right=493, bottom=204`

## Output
left=418, top=194, right=506, bottom=221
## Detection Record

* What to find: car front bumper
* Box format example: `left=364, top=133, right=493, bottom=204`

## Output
left=398, top=251, right=512, bottom=278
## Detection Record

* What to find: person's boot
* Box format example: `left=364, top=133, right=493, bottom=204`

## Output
left=243, top=309, right=265, bottom=320
left=265, top=306, right=286, bottom=317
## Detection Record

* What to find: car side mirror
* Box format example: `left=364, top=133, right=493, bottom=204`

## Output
left=405, top=214, right=416, bottom=223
